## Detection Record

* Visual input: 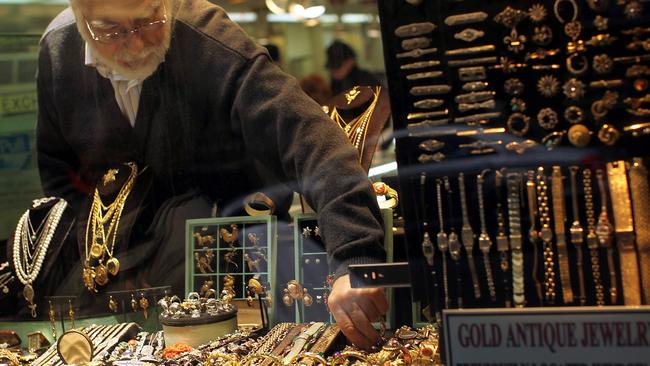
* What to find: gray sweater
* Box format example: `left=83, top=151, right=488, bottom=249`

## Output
left=36, top=0, right=385, bottom=293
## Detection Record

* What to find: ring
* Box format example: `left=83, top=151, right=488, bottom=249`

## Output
left=532, top=25, right=553, bottom=45
left=537, top=75, right=560, bottom=97
left=244, top=192, right=275, bottom=216
left=529, top=3, right=548, bottom=23
left=566, top=54, right=588, bottom=75
left=554, top=0, right=578, bottom=24
left=598, top=124, right=620, bottom=145
left=563, top=78, right=586, bottom=100
left=504, top=78, right=525, bottom=96
left=537, top=108, right=559, bottom=130
left=564, top=106, right=584, bottom=124
left=592, top=54, right=613, bottom=75
left=510, top=97, right=527, bottom=113
left=507, top=113, right=531, bottom=136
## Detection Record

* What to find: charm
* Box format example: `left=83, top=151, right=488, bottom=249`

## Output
left=454, top=28, right=484, bottom=43
left=302, top=226, right=312, bottom=237
left=494, top=6, right=527, bottom=28
left=504, top=78, right=525, bottom=96
left=563, top=78, right=586, bottom=100
left=510, top=98, right=527, bottom=113
left=537, top=75, right=560, bottom=97
left=94, top=263, right=109, bottom=286
left=537, top=108, right=559, bottom=130
left=89, top=243, right=104, bottom=259
left=23, top=284, right=37, bottom=318
left=224, top=251, right=239, bottom=271
left=568, top=124, right=591, bottom=147
left=528, top=3, right=548, bottom=23
left=219, top=224, right=239, bottom=247
left=106, top=257, right=120, bottom=276
left=140, top=294, right=149, bottom=319
left=193, top=232, right=215, bottom=247
left=504, top=29, right=526, bottom=53
left=598, top=124, right=620, bottom=145
left=302, top=288, right=313, bottom=307
left=592, top=54, right=613, bottom=75
left=593, top=16, right=608, bottom=31
left=108, top=295, right=118, bottom=312
left=102, top=169, right=119, bottom=186
left=314, top=226, right=321, bottom=237
left=282, top=289, right=293, bottom=307
left=564, top=106, right=584, bottom=124
left=344, top=86, right=361, bottom=104
left=532, top=25, right=553, bottom=46
left=131, top=293, right=137, bottom=312
left=82, top=266, right=96, bottom=292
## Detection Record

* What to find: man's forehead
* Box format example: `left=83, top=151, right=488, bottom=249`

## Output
left=81, top=0, right=161, bottom=21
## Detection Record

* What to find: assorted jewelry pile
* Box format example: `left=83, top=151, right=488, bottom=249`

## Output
left=390, top=0, right=650, bottom=163
left=416, top=158, right=650, bottom=315
left=158, top=291, right=236, bottom=319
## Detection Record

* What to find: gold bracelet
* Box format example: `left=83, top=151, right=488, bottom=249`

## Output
left=0, top=350, right=20, bottom=366
left=459, top=173, right=481, bottom=300
left=537, top=168, right=557, bottom=304
left=583, top=169, right=606, bottom=306
left=607, top=161, right=642, bottom=305
left=331, top=350, right=370, bottom=366
left=526, top=171, right=544, bottom=304
left=244, top=192, right=275, bottom=216
left=242, top=354, right=282, bottom=366
left=552, top=166, right=574, bottom=304
left=629, top=158, right=650, bottom=304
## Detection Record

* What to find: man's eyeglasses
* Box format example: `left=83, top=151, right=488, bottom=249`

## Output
left=85, top=3, right=167, bottom=44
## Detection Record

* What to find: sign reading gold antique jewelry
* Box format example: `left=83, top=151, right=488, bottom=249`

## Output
left=443, top=307, right=650, bottom=365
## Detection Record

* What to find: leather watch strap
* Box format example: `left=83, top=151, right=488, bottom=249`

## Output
left=629, top=158, right=650, bottom=304
left=552, top=166, right=574, bottom=304
left=526, top=171, right=543, bottom=305
left=607, top=161, right=642, bottom=305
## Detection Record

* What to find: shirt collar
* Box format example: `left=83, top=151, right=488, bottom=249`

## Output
left=84, top=42, right=137, bottom=84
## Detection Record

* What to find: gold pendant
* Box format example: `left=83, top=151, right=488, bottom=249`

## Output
left=82, top=267, right=97, bottom=292
left=90, top=243, right=104, bottom=259
left=102, top=168, right=119, bottom=186
left=106, top=257, right=120, bottom=276
left=23, top=284, right=37, bottom=318
left=94, top=263, right=109, bottom=286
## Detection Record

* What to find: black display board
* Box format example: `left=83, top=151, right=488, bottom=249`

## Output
left=378, top=0, right=650, bottom=323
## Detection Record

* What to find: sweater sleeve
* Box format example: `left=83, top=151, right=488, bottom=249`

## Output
left=230, top=54, right=386, bottom=279
left=36, top=37, right=85, bottom=211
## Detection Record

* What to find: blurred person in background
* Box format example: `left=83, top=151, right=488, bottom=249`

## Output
left=326, top=40, right=381, bottom=95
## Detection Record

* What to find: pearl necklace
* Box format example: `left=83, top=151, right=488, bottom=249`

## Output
left=12, top=198, right=67, bottom=317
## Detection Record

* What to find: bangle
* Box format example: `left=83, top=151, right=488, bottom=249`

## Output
left=288, top=352, right=328, bottom=366
left=244, top=192, right=275, bottom=216
left=554, top=0, right=578, bottom=24
left=537, top=108, right=559, bottom=130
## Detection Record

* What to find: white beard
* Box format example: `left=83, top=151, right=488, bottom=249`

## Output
left=89, top=24, right=172, bottom=81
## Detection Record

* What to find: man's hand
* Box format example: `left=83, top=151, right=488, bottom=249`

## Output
left=327, top=274, right=389, bottom=350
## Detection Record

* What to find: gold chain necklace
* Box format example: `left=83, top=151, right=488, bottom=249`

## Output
left=83, top=162, right=138, bottom=292
left=329, top=86, right=381, bottom=162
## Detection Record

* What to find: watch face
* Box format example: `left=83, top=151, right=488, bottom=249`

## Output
left=478, top=234, right=492, bottom=251
left=540, top=227, right=553, bottom=242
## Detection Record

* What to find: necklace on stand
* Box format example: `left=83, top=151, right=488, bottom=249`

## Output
left=83, top=162, right=138, bottom=292
left=329, top=86, right=382, bottom=162
left=13, top=198, right=68, bottom=317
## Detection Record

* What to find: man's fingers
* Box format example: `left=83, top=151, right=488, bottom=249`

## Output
left=356, top=295, right=382, bottom=323
left=369, top=288, right=390, bottom=315
left=347, top=302, right=380, bottom=346
left=329, top=304, right=374, bottom=350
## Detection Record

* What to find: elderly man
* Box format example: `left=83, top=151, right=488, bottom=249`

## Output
left=37, top=0, right=388, bottom=349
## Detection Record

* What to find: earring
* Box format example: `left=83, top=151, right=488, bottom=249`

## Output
left=131, top=293, right=137, bottom=312
left=108, top=296, right=118, bottom=313
left=313, top=226, right=321, bottom=237
left=68, top=299, right=75, bottom=329
left=301, top=226, right=312, bottom=237
left=282, top=289, right=293, bottom=307
left=140, top=293, right=149, bottom=320
left=302, top=288, right=313, bottom=307
left=48, top=301, right=57, bottom=340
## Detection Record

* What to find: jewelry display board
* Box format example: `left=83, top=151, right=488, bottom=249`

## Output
left=185, top=216, right=277, bottom=323
left=292, top=209, right=395, bottom=326
left=377, top=0, right=650, bottom=327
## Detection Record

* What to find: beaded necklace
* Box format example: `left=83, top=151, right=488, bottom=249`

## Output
left=13, top=198, right=67, bottom=317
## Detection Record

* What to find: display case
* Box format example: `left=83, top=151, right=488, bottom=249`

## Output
left=377, top=0, right=650, bottom=327
left=184, top=215, right=277, bottom=323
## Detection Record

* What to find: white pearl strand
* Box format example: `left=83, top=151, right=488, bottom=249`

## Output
left=13, top=199, right=67, bottom=286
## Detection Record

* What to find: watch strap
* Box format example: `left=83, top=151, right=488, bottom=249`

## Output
left=629, top=158, right=650, bottom=304
left=552, top=166, right=574, bottom=304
